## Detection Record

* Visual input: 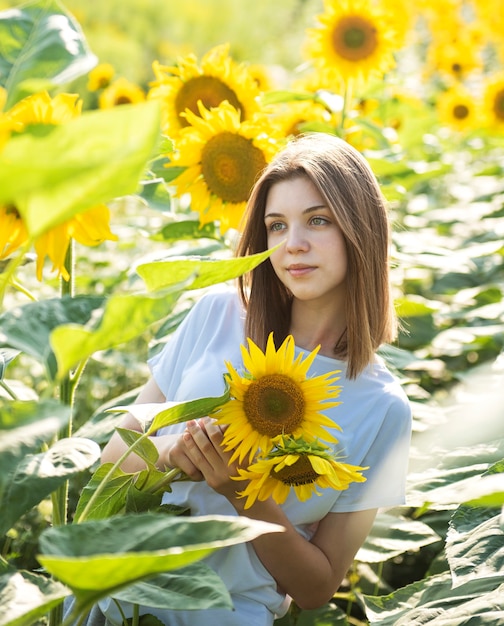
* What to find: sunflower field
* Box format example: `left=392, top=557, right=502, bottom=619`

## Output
left=1, top=0, right=503, bottom=624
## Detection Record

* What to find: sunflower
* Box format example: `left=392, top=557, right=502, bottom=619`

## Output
left=166, top=100, right=282, bottom=233
left=436, top=86, right=480, bottom=133
left=483, top=73, right=504, bottom=128
left=269, top=100, right=337, bottom=139
left=148, top=44, right=261, bottom=138
left=304, top=0, right=404, bottom=85
left=0, top=204, right=28, bottom=260
left=98, top=78, right=145, bottom=108
left=234, top=436, right=367, bottom=509
left=213, top=333, right=342, bottom=464
left=2, top=92, right=118, bottom=280
left=87, top=62, right=115, bottom=92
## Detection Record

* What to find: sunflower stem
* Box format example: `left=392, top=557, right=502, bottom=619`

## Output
left=340, top=78, right=354, bottom=137
left=49, top=239, right=76, bottom=626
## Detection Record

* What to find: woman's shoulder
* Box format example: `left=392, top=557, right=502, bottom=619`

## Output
left=185, top=285, right=242, bottom=319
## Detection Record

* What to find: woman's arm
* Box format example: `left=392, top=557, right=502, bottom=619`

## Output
left=100, top=377, right=204, bottom=480
left=181, top=417, right=377, bottom=609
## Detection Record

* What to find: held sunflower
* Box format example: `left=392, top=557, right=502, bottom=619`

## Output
left=233, top=436, right=368, bottom=509
left=304, top=0, right=404, bottom=84
left=1, top=92, right=118, bottom=280
left=213, top=333, right=342, bottom=464
left=148, top=43, right=261, bottom=138
left=166, top=100, right=282, bottom=233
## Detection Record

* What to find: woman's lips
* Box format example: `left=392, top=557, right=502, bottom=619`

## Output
left=287, top=264, right=315, bottom=277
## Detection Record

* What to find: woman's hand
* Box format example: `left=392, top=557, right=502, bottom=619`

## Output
left=179, top=417, right=242, bottom=500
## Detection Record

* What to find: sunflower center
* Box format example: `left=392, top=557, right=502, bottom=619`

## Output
left=332, top=16, right=378, bottom=61
left=5, top=203, right=21, bottom=219
left=494, top=89, right=504, bottom=121
left=243, top=373, right=305, bottom=437
left=176, top=76, right=243, bottom=127
left=453, top=104, right=469, bottom=120
left=115, top=95, right=133, bottom=105
left=201, top=132, right=267, bottom=203
left=275, top=456, right=319, bottom=486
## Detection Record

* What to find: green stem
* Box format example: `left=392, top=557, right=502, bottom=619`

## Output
left=49, top=241, right=75, bottom=626
left=0, top=240, right=33, bottom=308
left=373, top=561, right=384, bottom=596
left=0, top=379, right=19, bottom=400
left=340, top=78, right=354, bottom=137
left=146, top=467, right=185, bottom=493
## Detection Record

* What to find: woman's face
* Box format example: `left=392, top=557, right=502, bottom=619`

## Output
left=264, top=176, right=348, bottom=308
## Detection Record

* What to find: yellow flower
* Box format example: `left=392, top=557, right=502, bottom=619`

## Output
left=167, top=100, right=282, bottom=233
left=87, top=62, right=115, bottom=92
left=1, top=92, right=118, bottom=280
left=269, top=99, right=338, bottom=139
left=148, top=44, right=261, bottom=138
left=213, top=333, right=342, bottom=464
left=304, top=0, right=404, bottom=85
left=0, top=204, right=28, bottom=260
left=234, top=436, right=367, bottom=509
left=98, top=78, right=145, bottom=108
left=33, top=204, right=117, bottom=281
left=436, top=86, right=480, bottom=133
left=7, top=91, right=82, bottom=125
left=483, top=73, right=504, bottom=129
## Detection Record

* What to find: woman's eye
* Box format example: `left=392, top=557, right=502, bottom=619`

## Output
left=311, top=216, right=329, bottom=226
left=268, top=222, right=285, bottom=232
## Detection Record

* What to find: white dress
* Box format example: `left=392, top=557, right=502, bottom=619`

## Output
left=100, top=287, right=412, bottom=626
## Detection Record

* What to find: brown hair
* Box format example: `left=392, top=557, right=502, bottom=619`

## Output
left=236, top=133, right=397, bottom=379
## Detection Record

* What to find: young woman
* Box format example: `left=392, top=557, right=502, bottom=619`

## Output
left=100, top=132, right=412, bottom=626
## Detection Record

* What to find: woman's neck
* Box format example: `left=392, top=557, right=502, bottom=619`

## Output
left=289, top=300, right=347, bottom=358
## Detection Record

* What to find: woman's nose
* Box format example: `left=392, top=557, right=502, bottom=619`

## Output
left=285, top=227, right=309, bottom=253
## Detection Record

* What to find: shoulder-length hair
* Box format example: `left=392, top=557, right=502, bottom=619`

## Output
left=236, top=132, right=397, bottom=379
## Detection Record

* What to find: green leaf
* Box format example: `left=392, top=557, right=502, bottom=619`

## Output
left=116, top=428, right=159, bottom=466
left=0, top=295, right=105, bottom=380
left=0, top=101, right=161, bottom=238
left=363, top=572, right=504, bottom=625
left=50, top=286, right=186, bottom=378
left=0, top=565, right=70, bottom=626
left=150, top=220, right=220, bottom=243
left=109, top=390, right=230, bottom=435
left=111, top=563, right=232, bottom=611
left=0, top=398, right=70, bottom=481
left=74, top=463, right=133, bottom=523
left=136, top=245, right=280, bottom=292
left=0, top=436, right=99, bottom=536
left=447, top=504, right=504, bottom=588
left=357, top=513, right=441, bottom=564
left=0, top=0, right=97, bottom=108
left=38, top=512, right=284, bottom=607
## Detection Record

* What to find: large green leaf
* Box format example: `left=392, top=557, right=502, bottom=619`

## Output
left=0, top=564, right=70, bottom=626
left=108, top=389, right=230, bottom=435
left=74, top=463, right=134, bottom=523
left=38, top=513, right=283, bottom=609
left=50, top=286, right=186, bottom=378
left=0, top=100, right=161, bottom=238
left=136, top=245, right=280, bottom=292
left=0, top=436, right=100, bottom=536
left=363, top=572, right=504, bottom=625
left=0, top=398, right=70, bottom=475
left=111, top=564, right=232, bottom=611
left=447, top=502, right=504, bottom=588
left=0, top=295, right=105, bottom=380
left=0, top=0, right=97, bottom=108
left=357, top=513, right=441, bottom=564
